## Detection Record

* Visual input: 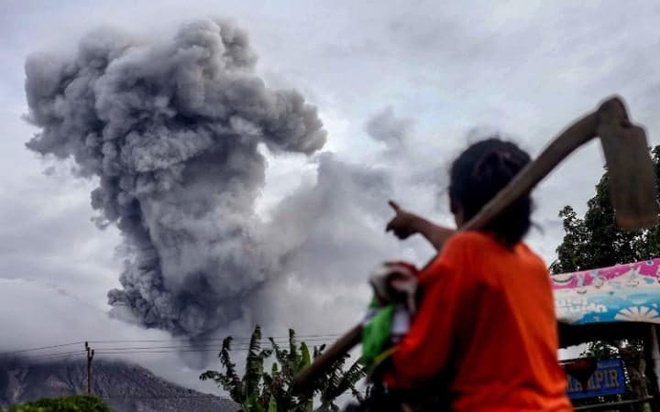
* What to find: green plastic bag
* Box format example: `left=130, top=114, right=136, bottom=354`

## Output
left=361, top=304, right=396, bottom=374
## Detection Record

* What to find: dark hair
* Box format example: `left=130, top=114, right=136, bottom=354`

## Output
left=449, top=138, right=532, bottom=247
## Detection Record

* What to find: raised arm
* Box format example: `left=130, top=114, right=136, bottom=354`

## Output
left=385, top=201, right=455, bottom=252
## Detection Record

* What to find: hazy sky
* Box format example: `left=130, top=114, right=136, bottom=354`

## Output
left=2, top=0, right=660, bottom=395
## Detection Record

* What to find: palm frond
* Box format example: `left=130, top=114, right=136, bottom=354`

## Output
left=333, top=360, right=367, bottom=397
left=245, top=325, right=266, bottom=395
left=313, top=344, right=326, bottom=359
left=288, top=328, right=297, bottom=365
left=269, top=336, right=290, bottom=376
left=199, top=370, right=221, bottom=382
left=200, top=335, right=244, bottom=401
left=299, top=342, right=311, bottom=370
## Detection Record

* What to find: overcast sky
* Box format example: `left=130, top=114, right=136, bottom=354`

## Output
left=2, top=0, right=660, bottom=395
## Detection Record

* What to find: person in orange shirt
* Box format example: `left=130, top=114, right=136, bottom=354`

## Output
left=383, top=138, right=572, bottom=411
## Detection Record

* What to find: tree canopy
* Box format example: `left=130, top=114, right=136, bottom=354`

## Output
left=551, top=146, right=660, bottom=408
left=551, top=146, right=660, bottom=274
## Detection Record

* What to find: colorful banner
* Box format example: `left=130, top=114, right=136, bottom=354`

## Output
left=566, top=359, right=626, bottom=399
left=552, top=259, right=660, bottom=325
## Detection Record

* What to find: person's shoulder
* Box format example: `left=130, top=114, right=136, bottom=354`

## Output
left=516, top=242, right=548, bottom=269
left=421, top=232, right=487, bottom=278
left=421, top=232, right=493, bottom=287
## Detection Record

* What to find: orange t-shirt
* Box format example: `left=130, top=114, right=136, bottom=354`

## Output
left=386, top=231, right=572, bottom=412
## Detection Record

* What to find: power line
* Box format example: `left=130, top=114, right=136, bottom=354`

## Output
left=1, top=334, right=342, bottom=361
left=0, top=333, right=341, bottom=351
left=5, top=341, right=84, bottom=355
left=92, top=338, right=337, bottom=351
left=7, top=343, right=336, bottom=359
left=100, top=394, right=226, bottom=399
left=88, top=333, right=342, bottom=345
left=97, top=349, right=236, bottom=355
left=21, top=351, right=86, bottom=361
left=94, top=343, right=336, bottom=355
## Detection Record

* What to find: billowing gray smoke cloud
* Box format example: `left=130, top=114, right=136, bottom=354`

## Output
left=365, top=106, right=413, bottom=151
left=24, top=20, right=326, bottom=338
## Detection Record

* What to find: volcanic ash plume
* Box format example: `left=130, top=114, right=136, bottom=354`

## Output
left=24, top=20, right=327, bottom=338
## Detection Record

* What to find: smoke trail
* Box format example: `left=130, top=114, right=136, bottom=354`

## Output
left=24, top=20, right=326, bottom=338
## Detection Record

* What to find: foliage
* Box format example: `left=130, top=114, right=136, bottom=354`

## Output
left=551, top=146, right=660, bottom=336
left=201, top=326, right=366, bottom=412
left=311, top=346, right=365, bottom=410
left=552, top=146, right=660, bottom=408
left=572, top=340, right=651, bottom=410
left=3, top=396, right=115, bottom=412
left=551, top=146, right=660, bottom=274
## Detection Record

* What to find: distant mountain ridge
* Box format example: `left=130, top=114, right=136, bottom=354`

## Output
left=0, top=357, right=237, bottom=412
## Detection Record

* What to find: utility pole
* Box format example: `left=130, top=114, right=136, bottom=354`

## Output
left=85, top=341, right=95, bottom=395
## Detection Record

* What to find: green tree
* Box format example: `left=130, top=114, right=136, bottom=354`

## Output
left=3, top=395, right=115, bottom=412
left=551, top=146, right=660, bottom=409
left=551, top=146, right=660, bottom=274
left=201, top=326, right=365, bottom=412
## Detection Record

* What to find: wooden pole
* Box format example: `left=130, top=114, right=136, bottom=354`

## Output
left=85, top=341, right=95, bottom=396
left=293, top=324, right=362, bottom=392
